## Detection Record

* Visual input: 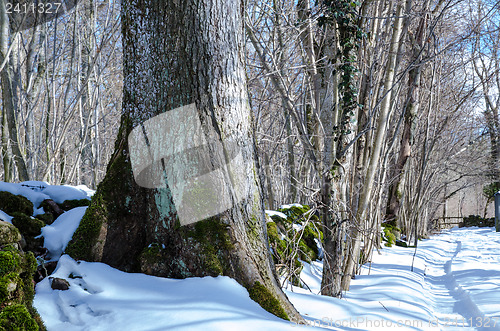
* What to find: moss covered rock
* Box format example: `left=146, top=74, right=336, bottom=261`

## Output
left=0, top=192, right=33, bottom=216
left=0, top=247, right=43, bottom=330
left=0, top=304, right=38, bottom=330
left=11, top=214, right=44, bottom=237
left=0, top=223, right=21, bottom=246
left=34, top=213, right=54, bottom=226
left=265, top=204, right=323, bottom=287
left=0, top=242, right=43, bottom=330
left=59, top=199, right=90, bottom=211
left=382, top=223, right=401, bottom=247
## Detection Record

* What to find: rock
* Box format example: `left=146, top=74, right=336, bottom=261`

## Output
left=50, top=277, right=70, bottom=291
left=395, top=239, right=408, bottom=247
left=60, top=199, right=90, bottom=211
left=0, top=221, right=21, bottom=246
left=35, top=212, right=54, bottom=225
left=0, top=240, right=43, bottom=330
left=10, top=213, right=46, bottom=254
left=0, top=191, right=33, bottom=216
left=40, top=199, right=64, bottom=218
left=34, top=261, right=57, bottom=283
left=0, top=304, right=39, bottom=330
left=11, top=213, right=44, bottom=236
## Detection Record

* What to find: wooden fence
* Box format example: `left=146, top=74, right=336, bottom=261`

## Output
left=431, top=217, right=463, bottom=231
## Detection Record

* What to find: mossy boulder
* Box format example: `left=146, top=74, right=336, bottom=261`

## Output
left=265, top=205, right=322, bottom=287
left=0, top=192, right=33, bottom=216
left=11, top=213, right=44, bottom=237
left=10, top=213, right=45, bottom=253
left=382, top=224, right=400, bottom=247
left=0, top=244, right=43, bottom=330
left=0, top=250, right=21, bottom=277
left=0, top=304, right=38, bottom=330
left=59, top=199, right=90, bottom=211
left=34, top=213, right=54, bottom=226
left=0, top=223, right=21, bottom=246
left=39, top=200, right=63, bottom=219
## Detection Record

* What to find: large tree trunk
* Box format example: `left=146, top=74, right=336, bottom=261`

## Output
left=66, top=0, right=302, bottom=322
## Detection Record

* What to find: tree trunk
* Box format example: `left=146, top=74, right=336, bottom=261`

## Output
left=385, top=0, right=428, bottom=225
left=341, top=1, right=405, bottom=291
left=66, top=0, right=302, bottom=322
left=0, top=1, right=29, bottom=181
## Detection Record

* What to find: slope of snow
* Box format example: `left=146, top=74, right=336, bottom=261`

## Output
left=40, top=207, right=88, bottom=260
left=34, top=255, right=318, bottom=331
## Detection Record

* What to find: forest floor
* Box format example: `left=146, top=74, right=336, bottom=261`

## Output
left=0, top=181, right=493, bottom=330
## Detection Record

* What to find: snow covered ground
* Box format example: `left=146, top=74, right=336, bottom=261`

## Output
left=0, top=181, right=493, bottom=330
left=287, top=227, right=500, bottom=330
left=33, top=220, right=500, bottom=330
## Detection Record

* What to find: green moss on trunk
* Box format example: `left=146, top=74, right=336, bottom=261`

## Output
left=64, top=194, right=105, bottom=261
left=189, top=218, right=234, bottom=275
left=247, top=281, right=289, bottom=320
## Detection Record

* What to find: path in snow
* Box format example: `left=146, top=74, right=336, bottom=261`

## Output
left=424, top=228, right=500, bottom=331
left=287, top=227, right=500, bottom=330
left=420, top=236, right=496, bottom=330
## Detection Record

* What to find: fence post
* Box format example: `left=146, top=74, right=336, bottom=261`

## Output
left=495, top=191, right=500, bottom=232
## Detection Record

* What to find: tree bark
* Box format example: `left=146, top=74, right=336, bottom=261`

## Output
left=341, top=1, right=405, bottom=291
left=385, top=0, right=428, bottom=225
left=0, top=1, right=29, bottom=181
left=66, top=0, right=302, bottom=322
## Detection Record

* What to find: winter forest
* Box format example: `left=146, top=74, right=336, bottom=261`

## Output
left=0, top=0, right=500, bottom=330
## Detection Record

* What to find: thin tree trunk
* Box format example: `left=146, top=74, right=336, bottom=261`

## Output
left=385, top=0, right=429, bottom=225
left=0, top=2, right=29, bottom=181
left=341, top=1, right=405, bottom=291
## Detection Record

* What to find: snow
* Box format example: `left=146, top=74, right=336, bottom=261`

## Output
left=265, top=209, right=288, bottom=219
left=280, top=203, right=303, bottom=209
left=40, top=207, right=87, bottom=261
left=34, top=255, right=318, bottom=331
left=0, top=181, right=93, bottom=214
left=0, top=181, right=490, bottom=331
left=286, top=227, right=500, bottom=330
left=0, top=210, right=13, bottom=223
left=41, top=185, right=90, bottom=204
